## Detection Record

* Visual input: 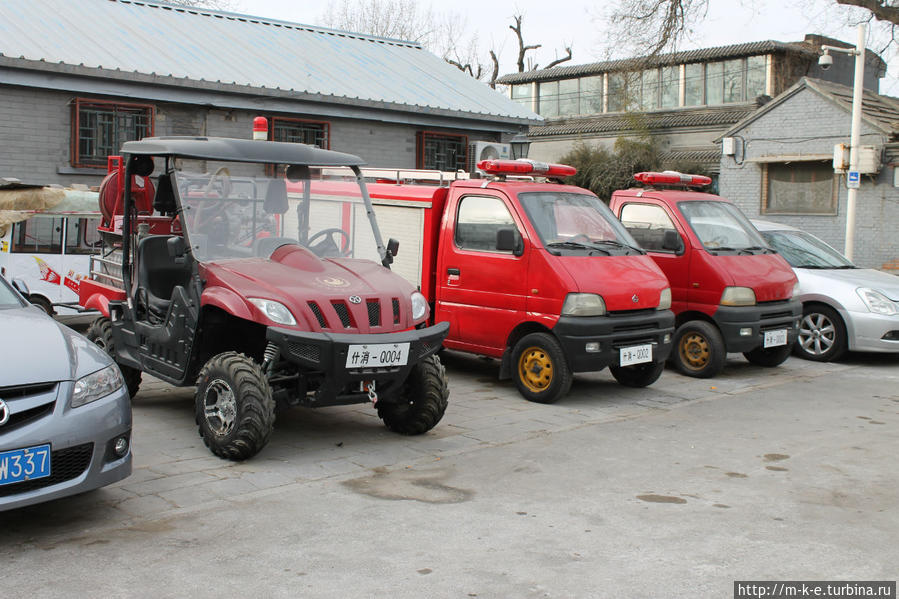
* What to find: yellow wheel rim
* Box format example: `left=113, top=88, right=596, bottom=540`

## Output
left=679, top=333, right=710, bottom=370
left=518, top=346, right=554, bottom=393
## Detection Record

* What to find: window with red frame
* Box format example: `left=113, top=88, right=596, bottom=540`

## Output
left=417, top=132, right=468, bottom=171
left=72, top=99, right=154, bottom=167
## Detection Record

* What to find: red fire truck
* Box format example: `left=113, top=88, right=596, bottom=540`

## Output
left=363, top=159, right=676, bottom=404
left=610, top=171, right=801, bottom=378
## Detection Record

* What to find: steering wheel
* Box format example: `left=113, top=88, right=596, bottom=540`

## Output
left=308, top=228, right=351, bottom=257
left=705, top=236, right=726, bottom=248
left=569, top=234, right=592, bottom=243
left=194, top=167, right=231, bottom=229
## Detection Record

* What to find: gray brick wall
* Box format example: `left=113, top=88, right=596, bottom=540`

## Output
left=719, top=88, right=899, bottom=270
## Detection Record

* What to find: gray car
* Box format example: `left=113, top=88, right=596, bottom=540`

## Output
left=753, top=220, right=899, bottom=361
left=0, top=276, right=131, bottom=511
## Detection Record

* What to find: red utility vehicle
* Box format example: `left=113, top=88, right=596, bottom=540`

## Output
left=610, top=172, right=801, bottom=378
left=360, top=159, right=675, bottom=404
left=79, top=133, right=449, bottom=460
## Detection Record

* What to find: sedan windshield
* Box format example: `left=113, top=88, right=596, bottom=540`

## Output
left=173, top=163, right=381, bottom=263
left=760, top=229, right=854, bottom=269
left=519, top=192, right=642, bottom=255
left=678, top=200, right=767, bottom=253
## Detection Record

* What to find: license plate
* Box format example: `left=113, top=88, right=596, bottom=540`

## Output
left=619, top=344, right=652, bottom=367
left=764, top=329, right=788, bottom=348
left=0, top=444, right=51, bottom=486
left=346, top=343, right=410, bottom=368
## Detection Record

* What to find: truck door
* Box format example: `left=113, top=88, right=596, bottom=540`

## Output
left=618, top=201, right=691, bottom=313
left=436, top=192, right=530, bottom=354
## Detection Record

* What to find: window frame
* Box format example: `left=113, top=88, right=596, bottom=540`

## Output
left=416, top=131, right=469, bottom=172
left=71, top=98, right=155, bottom=168
left=269, top=116, right=331, bottom=149
left=454, top=194, right=518, bottom=253
left=761, top=161, right=839, bottom=216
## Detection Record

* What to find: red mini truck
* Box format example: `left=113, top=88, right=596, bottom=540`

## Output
left=610, top=171, right=801, bottom=378
left=358, top=159, right=676, bottom=404
left=79, top=131, right=450, bottom=460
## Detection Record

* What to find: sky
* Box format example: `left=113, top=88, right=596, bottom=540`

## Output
left=231, top=0, right=898, bottom=95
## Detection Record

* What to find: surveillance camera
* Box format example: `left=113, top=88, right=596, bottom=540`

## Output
left=818, top=52, right=833, bottom=70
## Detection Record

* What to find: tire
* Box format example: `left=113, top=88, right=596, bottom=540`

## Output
left=743, top=343, right=792, bottom=367
left=670, top=320, right=726, bottom=378
left=29, top=295, right=54, bottom=316
left=510, top=332, right=572, bottom=403
left=794, top=304, right=848, bottom=362
left=609, top=360, right=665, bottom=388
left=86, top=317, right=142, bottom=399
left=378, top=354, right=449, bottom=435
left=195, top=352, right=276, bottom=461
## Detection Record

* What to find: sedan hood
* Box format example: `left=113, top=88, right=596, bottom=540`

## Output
left=0, top=306, right=112, bottom=386
left=799, top=268, right=899, bottom=301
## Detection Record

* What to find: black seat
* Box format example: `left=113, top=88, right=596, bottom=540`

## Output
left=154, top=173, right=177, bottom=215
left=136, top=235, right=191, bottom=322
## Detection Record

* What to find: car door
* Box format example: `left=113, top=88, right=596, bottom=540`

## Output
left=435, top=191, right=530, bottom=354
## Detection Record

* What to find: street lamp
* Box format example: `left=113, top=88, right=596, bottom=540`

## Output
left=820, top=24, right=866, bottom=261
left=509, top=132, right=531, bottom=159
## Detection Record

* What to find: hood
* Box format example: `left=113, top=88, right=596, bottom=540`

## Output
left=556, top=255, right=670, bottom=311
left=203, top=245, right=418, bottom=332
left=711, top=253, right=797, bottom=302
left=0, top=306, right=112, bottom=386
left=798, top=268, right=899, bottom=301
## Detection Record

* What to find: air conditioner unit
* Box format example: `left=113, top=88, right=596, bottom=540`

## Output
left=469, top=141, right=511, bottom=173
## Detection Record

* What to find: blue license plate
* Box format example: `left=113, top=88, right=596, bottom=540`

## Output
left=0, top=444, right=51, bottom=486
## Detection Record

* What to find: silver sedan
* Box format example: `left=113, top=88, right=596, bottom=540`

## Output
left=0, top=276, right=131, bottom=511
left=753, top=220, right=899, bottom=361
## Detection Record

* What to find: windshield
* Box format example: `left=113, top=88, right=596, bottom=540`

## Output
left=519, top=192, right=642, bottom=255
left=760, top=229, right=854, bottom=269
left=173, top=163, right=382, bottom=263
left=678, top=200, right=767, bottom=252
left=0, top=277, right=25, bottom=309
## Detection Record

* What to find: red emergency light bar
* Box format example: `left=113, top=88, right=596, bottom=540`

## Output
left=477, top=159, right=577, bottom=177
left=634, top=171, right=711, bottom=187
left=253, top=116, right=268, bottom=141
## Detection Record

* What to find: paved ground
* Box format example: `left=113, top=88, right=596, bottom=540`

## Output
left=2, top=349, right=897, bottom=598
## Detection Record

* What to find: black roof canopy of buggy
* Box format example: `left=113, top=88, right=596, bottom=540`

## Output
left=121, top=136, right=365, bottom=167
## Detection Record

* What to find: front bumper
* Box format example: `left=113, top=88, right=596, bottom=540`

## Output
left=552, top=309, right=675, bottom=373
left=0, top=381, right=132, bottom=512
left=713, top=299, right=801, bottom=353
left=266, top=321, right=449, bottom=405
left=846, top=309, right=899, bottom=353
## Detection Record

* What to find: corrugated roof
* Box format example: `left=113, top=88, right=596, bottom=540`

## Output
left=527, top=106, right=757, bottom=138
left=497, top=41, right=813, bottom=85
left=0, top=0, right=537, bottom=124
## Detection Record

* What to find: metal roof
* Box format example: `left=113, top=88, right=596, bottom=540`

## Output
left=124, top=137, right=365, bottom=165
left=0, top=0, right=538, bottom=124
left=527, top=106, right=757, bottom=138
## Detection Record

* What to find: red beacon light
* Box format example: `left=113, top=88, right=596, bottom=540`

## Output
left=253, top=116, right=268, bottom=141
left=477, top=159, right=577, bottom=178
left=634, top=171, right=711, bottom=187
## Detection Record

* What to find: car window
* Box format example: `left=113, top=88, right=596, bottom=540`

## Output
left=760, top=230, right=854, bottom=268
left=0, top=278, right=26, bottom=309
left=678, top=200, right=766, bottom=250
left=620, top=203, right=678, bottom=251
left=455, top=195, right=517, bottom=252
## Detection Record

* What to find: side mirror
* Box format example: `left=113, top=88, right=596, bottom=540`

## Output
left=662, top=229, right=684, bottom=254
left=382, top=237, right=400, bottom=267
left=11, top=277, right=30, bottom=297
left=167, top=235, right=188, bottom=262
left=496, top=228, right=524, bottom=256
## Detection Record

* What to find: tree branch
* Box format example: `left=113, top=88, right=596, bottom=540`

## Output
left=544, top=47, right=573, bottom=70
left=835, top=0, right=899, bottom=25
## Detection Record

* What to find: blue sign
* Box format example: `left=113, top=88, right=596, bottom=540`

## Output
left=847, top=170, right=860, bottom=189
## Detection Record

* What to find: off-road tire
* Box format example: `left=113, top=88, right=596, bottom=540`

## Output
left=743, top=343, right=792, bottom=367
left=510, top=332, right=572, bottom=403
left=794, top=304, right=848, bottom=362
left=609, top=360, right=665, bottom=388
left=670, top=320, right=726, bottom=378
left=86, top=317, right=142, bottom=398
left=378, top=354, right=449, bottom=435
left=195, top=352, right=275, bottom=461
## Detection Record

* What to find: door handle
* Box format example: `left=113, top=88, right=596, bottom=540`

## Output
left=447, top=268, right=460, bottom=276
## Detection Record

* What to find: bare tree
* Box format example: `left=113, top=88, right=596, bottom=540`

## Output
left=509, top=15, right=573, bottom=72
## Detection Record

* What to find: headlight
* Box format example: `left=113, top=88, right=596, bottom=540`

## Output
left=857, top=288, right=898, bottom=315
left=411, top=291, right=428, bottom=321
left=657, top=288, right=672, bottom=311
left=562, top=293, right=606, bottom=316
left=248, top=298, right=297, bottom=325
left=790, top=281, right=800, bottom=299
left=72, top=364, right=124, bottom=408
left=720, top=286, right=756, bottom=306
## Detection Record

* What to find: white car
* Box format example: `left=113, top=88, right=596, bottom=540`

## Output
left=752, top=220, right=899, bottom=361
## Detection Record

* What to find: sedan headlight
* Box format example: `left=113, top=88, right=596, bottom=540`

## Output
left=720, top=286, right=756, bottom=306
left=562, top=293, right=606, bottom=316
left=72, top=364, right=124, bottom=408
left=790, top=281, right=800, bottom=299
left=857, top=288, right=898, bottom=315
left=411, top=291, right=428, bottom=321
left=657, top=288, right=672, bottom=311
left=248, top=298, right=297, bottom=326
